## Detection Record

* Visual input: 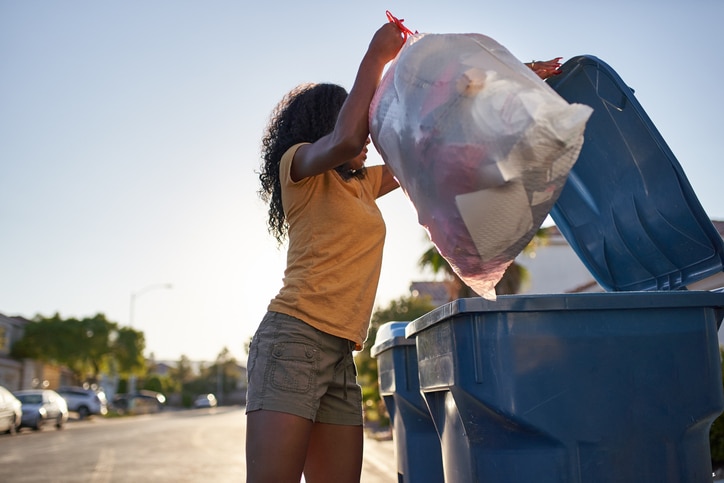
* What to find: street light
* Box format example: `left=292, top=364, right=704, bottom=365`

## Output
left=129, top=283, right=173, bottom=328
left=128, top=283, right=173, bottom=396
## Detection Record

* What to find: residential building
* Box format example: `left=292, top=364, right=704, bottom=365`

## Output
left=0, top=314, right=28, bottom=390
left=515, top=221, right=724, bottom=295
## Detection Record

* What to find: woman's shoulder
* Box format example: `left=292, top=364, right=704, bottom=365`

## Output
left=281, top=143, right=309, bottom=165
left=280, top=143, right=310, bottom=184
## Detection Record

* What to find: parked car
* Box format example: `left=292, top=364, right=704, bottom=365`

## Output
left=192, top=393, right=217, bottom=408
left=13, top=389, right=69, bottom=431
left=112, top=390, right=166, bottom=415
left=0, top=385, right=22, bottom=435
left=56, top=386, right=108, bottom=419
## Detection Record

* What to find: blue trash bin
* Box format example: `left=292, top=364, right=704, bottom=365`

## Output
left=406, top=293, right=724, bottom=483
left=371, top=321, right=444, bottom=483
left=404, top=55, right=724, bottom=483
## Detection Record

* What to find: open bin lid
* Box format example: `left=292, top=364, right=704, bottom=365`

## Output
left=546, top=55, right=724, bottom=292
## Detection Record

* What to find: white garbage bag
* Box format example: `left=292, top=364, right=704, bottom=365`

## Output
left=370, top=33, right=593, bottom=300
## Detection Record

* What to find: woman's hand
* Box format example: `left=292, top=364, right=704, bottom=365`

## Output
left=291, top=24, right=404, bottom=182
left=367, top=22, right=406, bottom=65
left=527, top=57, right=563, bottom=79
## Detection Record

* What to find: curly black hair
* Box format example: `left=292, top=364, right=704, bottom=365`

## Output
left=258, top=83, right=349, bottom=245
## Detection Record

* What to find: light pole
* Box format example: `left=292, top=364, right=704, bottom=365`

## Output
left=129, top=283, right=173, bottom=328
left=128, top=283, right=173, bottom=396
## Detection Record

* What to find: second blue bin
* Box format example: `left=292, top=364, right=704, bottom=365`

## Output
left=371, top=321, right=444, bottom=483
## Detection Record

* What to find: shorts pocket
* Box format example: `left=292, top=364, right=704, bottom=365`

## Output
left=268, top=341, right=318, bottom=393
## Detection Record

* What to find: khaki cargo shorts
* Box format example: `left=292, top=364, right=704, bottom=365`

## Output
left=245, top=311, right=363, bottom=425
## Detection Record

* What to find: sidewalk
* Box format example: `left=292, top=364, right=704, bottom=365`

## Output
left=360, top=430, right=396, bottom=483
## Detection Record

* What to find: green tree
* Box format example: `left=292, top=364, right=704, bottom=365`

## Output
left=172, top=355, right=194, bottom=385
left=164, top=355, right=196, bottom=407
left=81, top=314, right=115, bottom=379
left=110, top=326, right=146, bottom=377
left=11, top=313, right=145, bottom=384
left=11, top=314, right=63, bottom=361
left=180, top=347, right=241, bottom=407
left=143, top=374, right=165, bottom=394
left=356, top=295, right=435, bottom=426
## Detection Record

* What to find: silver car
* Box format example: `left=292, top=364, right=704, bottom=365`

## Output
left=0, top=385, right=22, bottom=434
left=56, top=386, right=108, bottom=419
left=13, top=389, right=69, bottom=431
left=192, top=393, right=217, bottom=408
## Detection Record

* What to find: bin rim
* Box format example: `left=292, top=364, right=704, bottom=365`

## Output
left=405, top=291, right=724, bottom=338
left=370, top=321, right=415, bottom=358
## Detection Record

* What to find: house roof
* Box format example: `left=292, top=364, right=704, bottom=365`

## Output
left=0, top=314, right=31, bottom=328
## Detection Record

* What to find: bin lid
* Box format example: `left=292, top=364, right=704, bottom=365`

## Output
left=405, top=291, right=724, bottom=337
left=370, top=321, right=414, bottom=358
left=546, top=55, right=724, bottom=292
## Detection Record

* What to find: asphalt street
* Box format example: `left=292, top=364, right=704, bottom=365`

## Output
left=0, top=406, right=397, bottom=482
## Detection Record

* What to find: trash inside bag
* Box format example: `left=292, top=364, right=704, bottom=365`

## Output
left=370, top=33, right=593, bottom=300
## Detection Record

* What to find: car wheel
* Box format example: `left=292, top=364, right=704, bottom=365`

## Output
left=33, top=417, right=44, bottom=431
left=78, top=406, right=90, bottom=419
left=56, top=415, right=64, bottom=430
left=5, top=416, right=17, bottom=435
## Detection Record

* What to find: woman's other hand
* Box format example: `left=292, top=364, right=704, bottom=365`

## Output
left=528, top=57, right=563, bottom=79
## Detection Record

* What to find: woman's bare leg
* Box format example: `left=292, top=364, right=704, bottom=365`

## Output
left=303, top=422, right=363, bottom=483
left=246, top=409, right=313, bottom=483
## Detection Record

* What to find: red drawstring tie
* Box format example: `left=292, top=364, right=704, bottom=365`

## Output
left=386, top=10, right=417, bottom=40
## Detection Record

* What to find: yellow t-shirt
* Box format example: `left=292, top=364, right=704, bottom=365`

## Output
left=268, top=143, right=386, bottom=349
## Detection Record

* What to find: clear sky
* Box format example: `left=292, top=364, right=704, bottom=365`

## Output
left=1, top=1, right=722, bottom=362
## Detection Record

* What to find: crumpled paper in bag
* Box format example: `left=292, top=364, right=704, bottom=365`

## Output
left=369, top=33, right=593, bottom=300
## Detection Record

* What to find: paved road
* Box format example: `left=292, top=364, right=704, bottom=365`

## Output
left=0, top=406, right=396, bottom=482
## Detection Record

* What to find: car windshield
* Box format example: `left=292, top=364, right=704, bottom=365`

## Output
left=16, top=394, right=42, bottom=404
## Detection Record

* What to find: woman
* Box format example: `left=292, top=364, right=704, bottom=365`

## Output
left=246, top=22, right=405, bottom=483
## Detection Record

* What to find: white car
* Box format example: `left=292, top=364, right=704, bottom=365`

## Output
left=0, top=385, right=22, bottom=434
left=56, top=386, right=108, bottom=419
